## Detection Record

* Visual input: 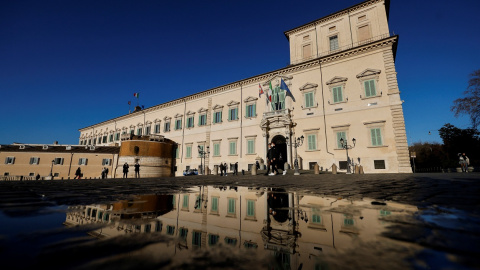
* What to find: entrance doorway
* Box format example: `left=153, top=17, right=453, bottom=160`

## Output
left=271, top=135, right=287, bottom=170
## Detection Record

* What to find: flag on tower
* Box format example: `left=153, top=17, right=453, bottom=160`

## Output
left=280, top=79, right=295, bottom=101
left=134, top=93, right=139, bottom=98
left=258, top=84, right=264, bottom=98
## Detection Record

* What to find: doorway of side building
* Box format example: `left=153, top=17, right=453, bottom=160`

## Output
left=271, top=135, right=287, bottom=170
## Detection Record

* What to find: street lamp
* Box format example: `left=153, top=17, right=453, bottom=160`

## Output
left=198, top=145, right=210, bottom=175
left=287, top=135, right=304, bottom=175
left=340, top=137, right=356, bottom=174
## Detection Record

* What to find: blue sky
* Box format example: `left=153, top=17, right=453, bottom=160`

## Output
left=1, top=0, right=479, bottom=145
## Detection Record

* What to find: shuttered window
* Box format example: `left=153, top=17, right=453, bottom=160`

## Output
left=332, top=86, right=343, bottom=103
left=247, top=200, right=255, bottom=217
left=247, top=139, right=255, bottom=154
left=229, top=141, right=237, bottom=155
left=213, top=143, right=220, bottom=156
left=370, top=128, right=383, bottom=146
left=364, top=79, right=376, bottom=97
left=329, top=35, right=339, bottom=51
left=305, top=92, right=314, bottom=108
left=307, top=134, right=317, bottom=150
left=336, top=131, right=347, bottom=149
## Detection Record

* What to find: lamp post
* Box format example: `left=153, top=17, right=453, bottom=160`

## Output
left=340, top=137, right=356, bottom=174
left=287, top=135, right=304, bottom=175
left=198, top=146, right=210, bottom=175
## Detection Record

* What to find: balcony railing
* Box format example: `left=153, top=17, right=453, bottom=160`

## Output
left=290, top=33, right=392, bottom=65
left=263, top=109, right=290, bottom=118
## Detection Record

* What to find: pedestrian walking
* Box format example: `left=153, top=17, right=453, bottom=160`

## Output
left=224, top=162, right=228, bottom=176
left=123, top=162, right=129, bottom=178
left=234, top=162, right=238, bottom=175
left=74, top=167, right=82, bottom=179
left=105, top=167, right=109, bottom=178
left=256, top=160, right=260, bottom=170
left=265, top=143, right=272, bottom=175
left=134, top=162, right=140, bottom=178
left=459, top=153, right=470, bottom=173
left=36, top=174, right=41, bottom=181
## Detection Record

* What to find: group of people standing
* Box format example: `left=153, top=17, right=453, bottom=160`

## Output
left=123, top=162, right=141, bottom=178
left=219, top=162, right=238, bottom=176
left=459, top=153, right=470, bottom=173
left=265, top=142, right=285, bottom=176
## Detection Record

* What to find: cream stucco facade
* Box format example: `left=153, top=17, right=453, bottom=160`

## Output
left=78, top=0, right=411, bottom=175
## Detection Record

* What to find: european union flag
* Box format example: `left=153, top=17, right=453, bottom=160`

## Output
left=280, top=79, right=295, bottom=102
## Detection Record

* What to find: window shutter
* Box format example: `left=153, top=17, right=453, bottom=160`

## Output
left=375, top=128, right=382, bottom=145
left=30, top=157, right=34, bottom=165
left=253, top=103, right=256, bottom=116
left=371, top=129, right=377, bottom=145
left=61, top=158, right=64, bottom=165
left=219, top=111, right=222, bottom=122
left=78, top=159, right=82, bottom=165
left=369, top=80, right=376, bottom=96
left=37, top=157, right=40, bottom=165
left=337, top=87, right=343, bottom=102
left=364, top=81, right=371, bottom=96
left=85, top=159, right=88, bottom=165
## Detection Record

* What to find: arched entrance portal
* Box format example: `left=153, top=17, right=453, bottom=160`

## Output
left=271, top=135, right=287, bottom=170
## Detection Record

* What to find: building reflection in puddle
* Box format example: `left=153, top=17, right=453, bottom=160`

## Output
left=64, top=186, right=418, bottom=269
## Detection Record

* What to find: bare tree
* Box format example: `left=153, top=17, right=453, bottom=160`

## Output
left=452, top=69, right=480, bottom=129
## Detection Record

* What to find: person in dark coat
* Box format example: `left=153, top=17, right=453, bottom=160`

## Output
left=223, top=162, right=228, bottom=176
left=123, top=163, right=129, bottom=178
left=74, top=167, right=82, bottom=179
left=36, top=174, right=41, bottom=181
left=269, top=142, right=279, bottom=175
left=234, top=162, right=238, bottom=175
left=256, top=160, right=260, bottom=170
left=219, top=163, right=224, bottom=176
left=134, top=162, right=140, bottom=178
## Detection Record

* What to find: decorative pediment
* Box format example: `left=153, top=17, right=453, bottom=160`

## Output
left=129, top=125, right=135, bottom=128
left=198, top=107, right=208, bottom=113
left=263, top=74, right=293, bottom=86
left=164, top=116, right=172, bottom=121
left=145, top=120, right=152, bottom=125
left=174, top=113, right=183, bottom=118
left=137, top=122, right=143, bottom=127
left=356, top=69, right=381, bottom=78
left=299, top=82, right=319, bottom=90
left=243, top=96, right=258, bottom=103
left=326, top=76, right=348, bottom=85
left=186, top=110, right=195, bottom=115
left=212, top=104, right=224, bottom=110
left=227, top=100, right=240, bottom=106
left=122, top=126, right=128, bottom=130
left=153, top=118, right=161, bottom=123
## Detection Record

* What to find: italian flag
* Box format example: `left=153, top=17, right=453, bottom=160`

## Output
left=134, top=93, right=139, bottom=98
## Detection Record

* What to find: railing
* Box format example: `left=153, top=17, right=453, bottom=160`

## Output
left=290, top=33, right=392, bottom=65
left=0, top=175, right=39, bottom=181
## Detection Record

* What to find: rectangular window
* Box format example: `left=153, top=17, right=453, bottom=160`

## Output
left=164, top=121, right=171, bottom=132
left=339, top=161, right=348, bottom=170
left=137, top=128, right=142, bottom=136
left=102, top=136, right=107, bottom=143
left=29, top=157, right=40, bottom=165
left=93, top=138, right=97, bottom=145
left=245, top=104, right=256, bottom=118
left=130, top=129, right=134, bottom=135
left=246, top=200, right=255, bottom=217
left=225, top=237, right=237, bottom=246
left=358, top=24, right=371, bottom=42
left=305, top=92, right=314, bottom=108
left=332, top=86, right=343, bottom=103
left=187, top=116, right=194, bottom=128
left=154, top=124, right=160, bottom=133
left=370, top=128, right=383, bottom=146
left=229, top=141, right=237, bottom=155
left=182, top=194, right=189, bottom=209
left=144, top=224, right=151, bottom=233
left=247, top=139, right=255, bottom=154
left=213, top=111, right=222, bottom=123
left=78, top=158, right=88, bottom=165
left=155, top=221, right=162, bottom=232
left=229, top=108, right=238, bottom=121
left=211, top=197, right=219, bottom=212
left=186, top=145, right=192, bottom=158
left=312, top=208, right=322, bottom=224
left=192, top=231, right=202, bottom=247
left=208, top=234, right=219, bottom=246
left=213, top=143, right=220, bottom=156
left=175, top=146, right=179, bottom=159
left=54, top=157, right=64, bottom=165
left=109, top=134, right=113, bottom=142
left=374, top=160, right=386, bottom=169
left=227, top=198, right=235, bottom=215
left=198, top=114, right=206, bottom=126
left=5, top=157, right=15, bottom=164
left=364, top=79, right=377, bottom=97
left=344, top=216, right=354, bottom=226
left=336, top=131, right=347, bottom=149
left=166, top=225, right=175, bottom=235
left=329, top=35, right=339, bottom=51
left=303, top=43, right=312, bottom=59
left=179, top=228, right=188, bottom=240
left=307, top=134, right=317, bottom=150
left=175, top=119, right=182, bottom=130
left=102, top=159, right=112, bottom=166
left=145, top=126, right=151, bottom=135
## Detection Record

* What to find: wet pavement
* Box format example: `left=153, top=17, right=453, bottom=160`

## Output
left=0, top=172, right=479, bottom=269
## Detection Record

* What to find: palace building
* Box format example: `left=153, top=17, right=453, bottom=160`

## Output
left=76, top=0, right=411, bottom=176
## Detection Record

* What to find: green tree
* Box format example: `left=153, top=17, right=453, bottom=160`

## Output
left=451, top=69, right=480, bottom=129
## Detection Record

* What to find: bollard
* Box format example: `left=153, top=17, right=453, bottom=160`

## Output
left=359, top=165, right=364, bottom=174
left=251, top=165, right=257, bottom=176
left=206, top=166, right=211, bottom=175
left=213, top=165, right=219, bottom=175
left=332, top=163, right=337, bottom=174
left=314, top=163, right=320, bottom=174
left=354, top=165, right=359, bottom=174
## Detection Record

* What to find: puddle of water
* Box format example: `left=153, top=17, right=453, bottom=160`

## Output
left=0, top=186, right=478, bottom=269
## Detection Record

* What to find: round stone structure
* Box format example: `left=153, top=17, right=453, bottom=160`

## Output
left=116, top=135, right=175, bottom=178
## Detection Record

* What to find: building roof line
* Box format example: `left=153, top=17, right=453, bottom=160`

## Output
left=79, top=35, right=398, bottom=132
